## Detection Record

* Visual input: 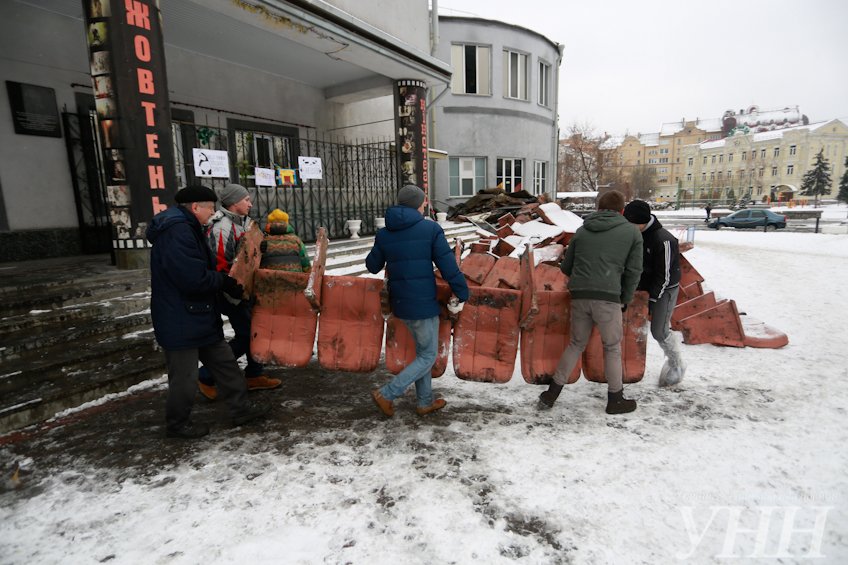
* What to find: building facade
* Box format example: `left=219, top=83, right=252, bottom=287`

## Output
left=680, top=119, right=848, bottom=203
left=0, top=0, right=450, bottom=262
left=430, top=16, right=562, bottom=210
left=614, top=106, right=810, bottom=200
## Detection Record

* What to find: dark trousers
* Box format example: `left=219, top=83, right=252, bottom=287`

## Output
left=165, top=340, right=249, bottom=429
left=199, top=298, right=264, bottom=384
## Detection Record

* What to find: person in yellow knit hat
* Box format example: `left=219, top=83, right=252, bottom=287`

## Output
left=260, top=209, right=311, bottom=272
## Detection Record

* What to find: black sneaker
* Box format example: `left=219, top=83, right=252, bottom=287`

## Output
left=166, top=422, right=210, bottom=439
left=232, top=403, right=270, bottom=427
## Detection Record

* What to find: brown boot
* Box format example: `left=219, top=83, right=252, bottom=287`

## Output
left=416, top=398, right=446, bottom=416
left=198, top=381, right=217, bottom=401
left=371, top=389, right=394, bottom=417
left=246, top=375, right=282, bottom=391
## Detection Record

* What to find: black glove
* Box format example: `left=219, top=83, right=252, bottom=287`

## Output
left=621, top=304, right=628, bottom=313
left=222, top=275, right=244, bottom=300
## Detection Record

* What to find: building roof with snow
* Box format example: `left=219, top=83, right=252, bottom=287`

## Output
left=639, top=133, right=659, bottom=146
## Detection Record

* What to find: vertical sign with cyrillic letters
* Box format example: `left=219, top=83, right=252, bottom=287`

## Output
left=82, top=0, right=176, bottom=262
left=394, top=79, right=428, bottom=201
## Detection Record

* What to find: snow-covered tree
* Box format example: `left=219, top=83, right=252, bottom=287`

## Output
left=800, top=149, right=832, bottom=207
left=838, top=156, right=848, bottom=206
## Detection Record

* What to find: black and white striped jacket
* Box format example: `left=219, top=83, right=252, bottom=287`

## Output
left=638, top=216, right=681, bottom=302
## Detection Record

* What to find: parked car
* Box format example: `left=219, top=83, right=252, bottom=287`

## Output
left=708, top=209, right=787, bottom=231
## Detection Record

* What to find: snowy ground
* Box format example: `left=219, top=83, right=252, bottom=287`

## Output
left=1, top=230, right=847, bottom=564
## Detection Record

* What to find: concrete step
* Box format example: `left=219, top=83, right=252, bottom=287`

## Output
left=0, top=293, right=150, bottom=340
left=0, top=273, right=150, bottom=317
left=0, top=310, right=153, bottom=363
left=0, top=338, right=163, bottom=435
left=315, top=222, right=482, bottom=277
left=0, top=331, right=157, bottom=397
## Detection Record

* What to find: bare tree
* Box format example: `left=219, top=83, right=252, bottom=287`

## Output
left=629, top=165, right=656, bottom=200
left=557, top=122, right=622, bottom=194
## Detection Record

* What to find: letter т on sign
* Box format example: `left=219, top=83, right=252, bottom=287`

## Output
left=82, top=0, right=177, bottom=254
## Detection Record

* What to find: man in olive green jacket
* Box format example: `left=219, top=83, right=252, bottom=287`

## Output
left=538, top=190, right=643, bottom=414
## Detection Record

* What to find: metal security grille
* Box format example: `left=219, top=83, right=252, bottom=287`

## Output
left=62, top=111, right=112, bottom=254
left=171, top=122, right=398, bottom=242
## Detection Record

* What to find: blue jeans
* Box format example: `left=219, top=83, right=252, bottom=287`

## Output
left=380, top=315, right=439, bottom=407
left=199, top=298, right=264, bottom=385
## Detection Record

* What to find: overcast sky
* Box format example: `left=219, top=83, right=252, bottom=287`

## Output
left=439, top=0, right=848, bottom=137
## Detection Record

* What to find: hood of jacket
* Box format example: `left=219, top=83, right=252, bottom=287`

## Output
left=385, top=205, right=424, bottom=231
left=146, top=206, right=197, bottom=244
left=582, top=209, right=631, bottom=233
left=642, top=214, right=663, bottom=235
left=212, top=207, right=251, bottom=228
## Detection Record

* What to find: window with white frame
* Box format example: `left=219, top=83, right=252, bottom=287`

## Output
left=789, top=145, right=796, bottom=156
left=533, top=160, right=547, bottom=194
left=688, top=157, right=693, bottom=166
left=771, top=166, right=778, bottom=176
left=686, top=173, right=692, bottom=181
left=503, top=50, right=528, bottom=100
left=449, top=157, right=486, bottom=197
left=537, top=61, right=550, bottom=106
left=774, top=147, right=780, bottom=158
left=450, top=44, right=491, bottom=95
left=497, top=157, right=523, bottom=191
left=787, top=164, right=794, bottom=175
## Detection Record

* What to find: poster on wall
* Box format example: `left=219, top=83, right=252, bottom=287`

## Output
left=5, top=81, right=62, bottom=138
left=298, top=156, right=323, bottom=180
left=192, top=148, right=230, bottom=178
left=254, top=167, right=275, bottom=187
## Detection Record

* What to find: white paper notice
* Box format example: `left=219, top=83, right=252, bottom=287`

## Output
left=298, top=156, right=323, bottom=180
left=192, top=148, right=229, bottom=178
left=255, top=167, right=275, bottom=187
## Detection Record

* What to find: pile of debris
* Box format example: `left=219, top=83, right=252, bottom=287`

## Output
left=462, top=201, right=583, bottom=265
left=447, top=188, right=550, bottom=226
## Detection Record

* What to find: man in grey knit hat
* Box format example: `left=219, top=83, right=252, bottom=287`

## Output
left=198, top=183, right=281, bottom=400
left=366, top=185, right=469, bottom=417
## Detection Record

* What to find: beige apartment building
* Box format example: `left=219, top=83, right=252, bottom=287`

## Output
left=679, top=118, right=848, bottom=203
left=615, top=106, right=811, bottom=200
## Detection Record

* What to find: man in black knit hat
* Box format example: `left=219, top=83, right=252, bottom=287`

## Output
left=623, top=199, right=686, bottom=386
left=146, top=185, right=268, bottom=438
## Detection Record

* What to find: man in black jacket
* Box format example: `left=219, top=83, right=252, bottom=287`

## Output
left=623, top=199, right=686, bottom=386
left=146, top=185, right=268, bottom=438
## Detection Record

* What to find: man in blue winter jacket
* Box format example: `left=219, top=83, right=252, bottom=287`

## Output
left=366, top=184, right=469, bottom=417
left=146, top=185, right=268, bottom=438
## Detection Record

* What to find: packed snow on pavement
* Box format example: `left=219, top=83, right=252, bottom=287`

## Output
left=1, top=229, right=847, bottom=564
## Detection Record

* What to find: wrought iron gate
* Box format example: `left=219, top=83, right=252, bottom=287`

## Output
left=62, top=111, right=111, bottom=254
left=171, top=121, right=398, bottom=242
